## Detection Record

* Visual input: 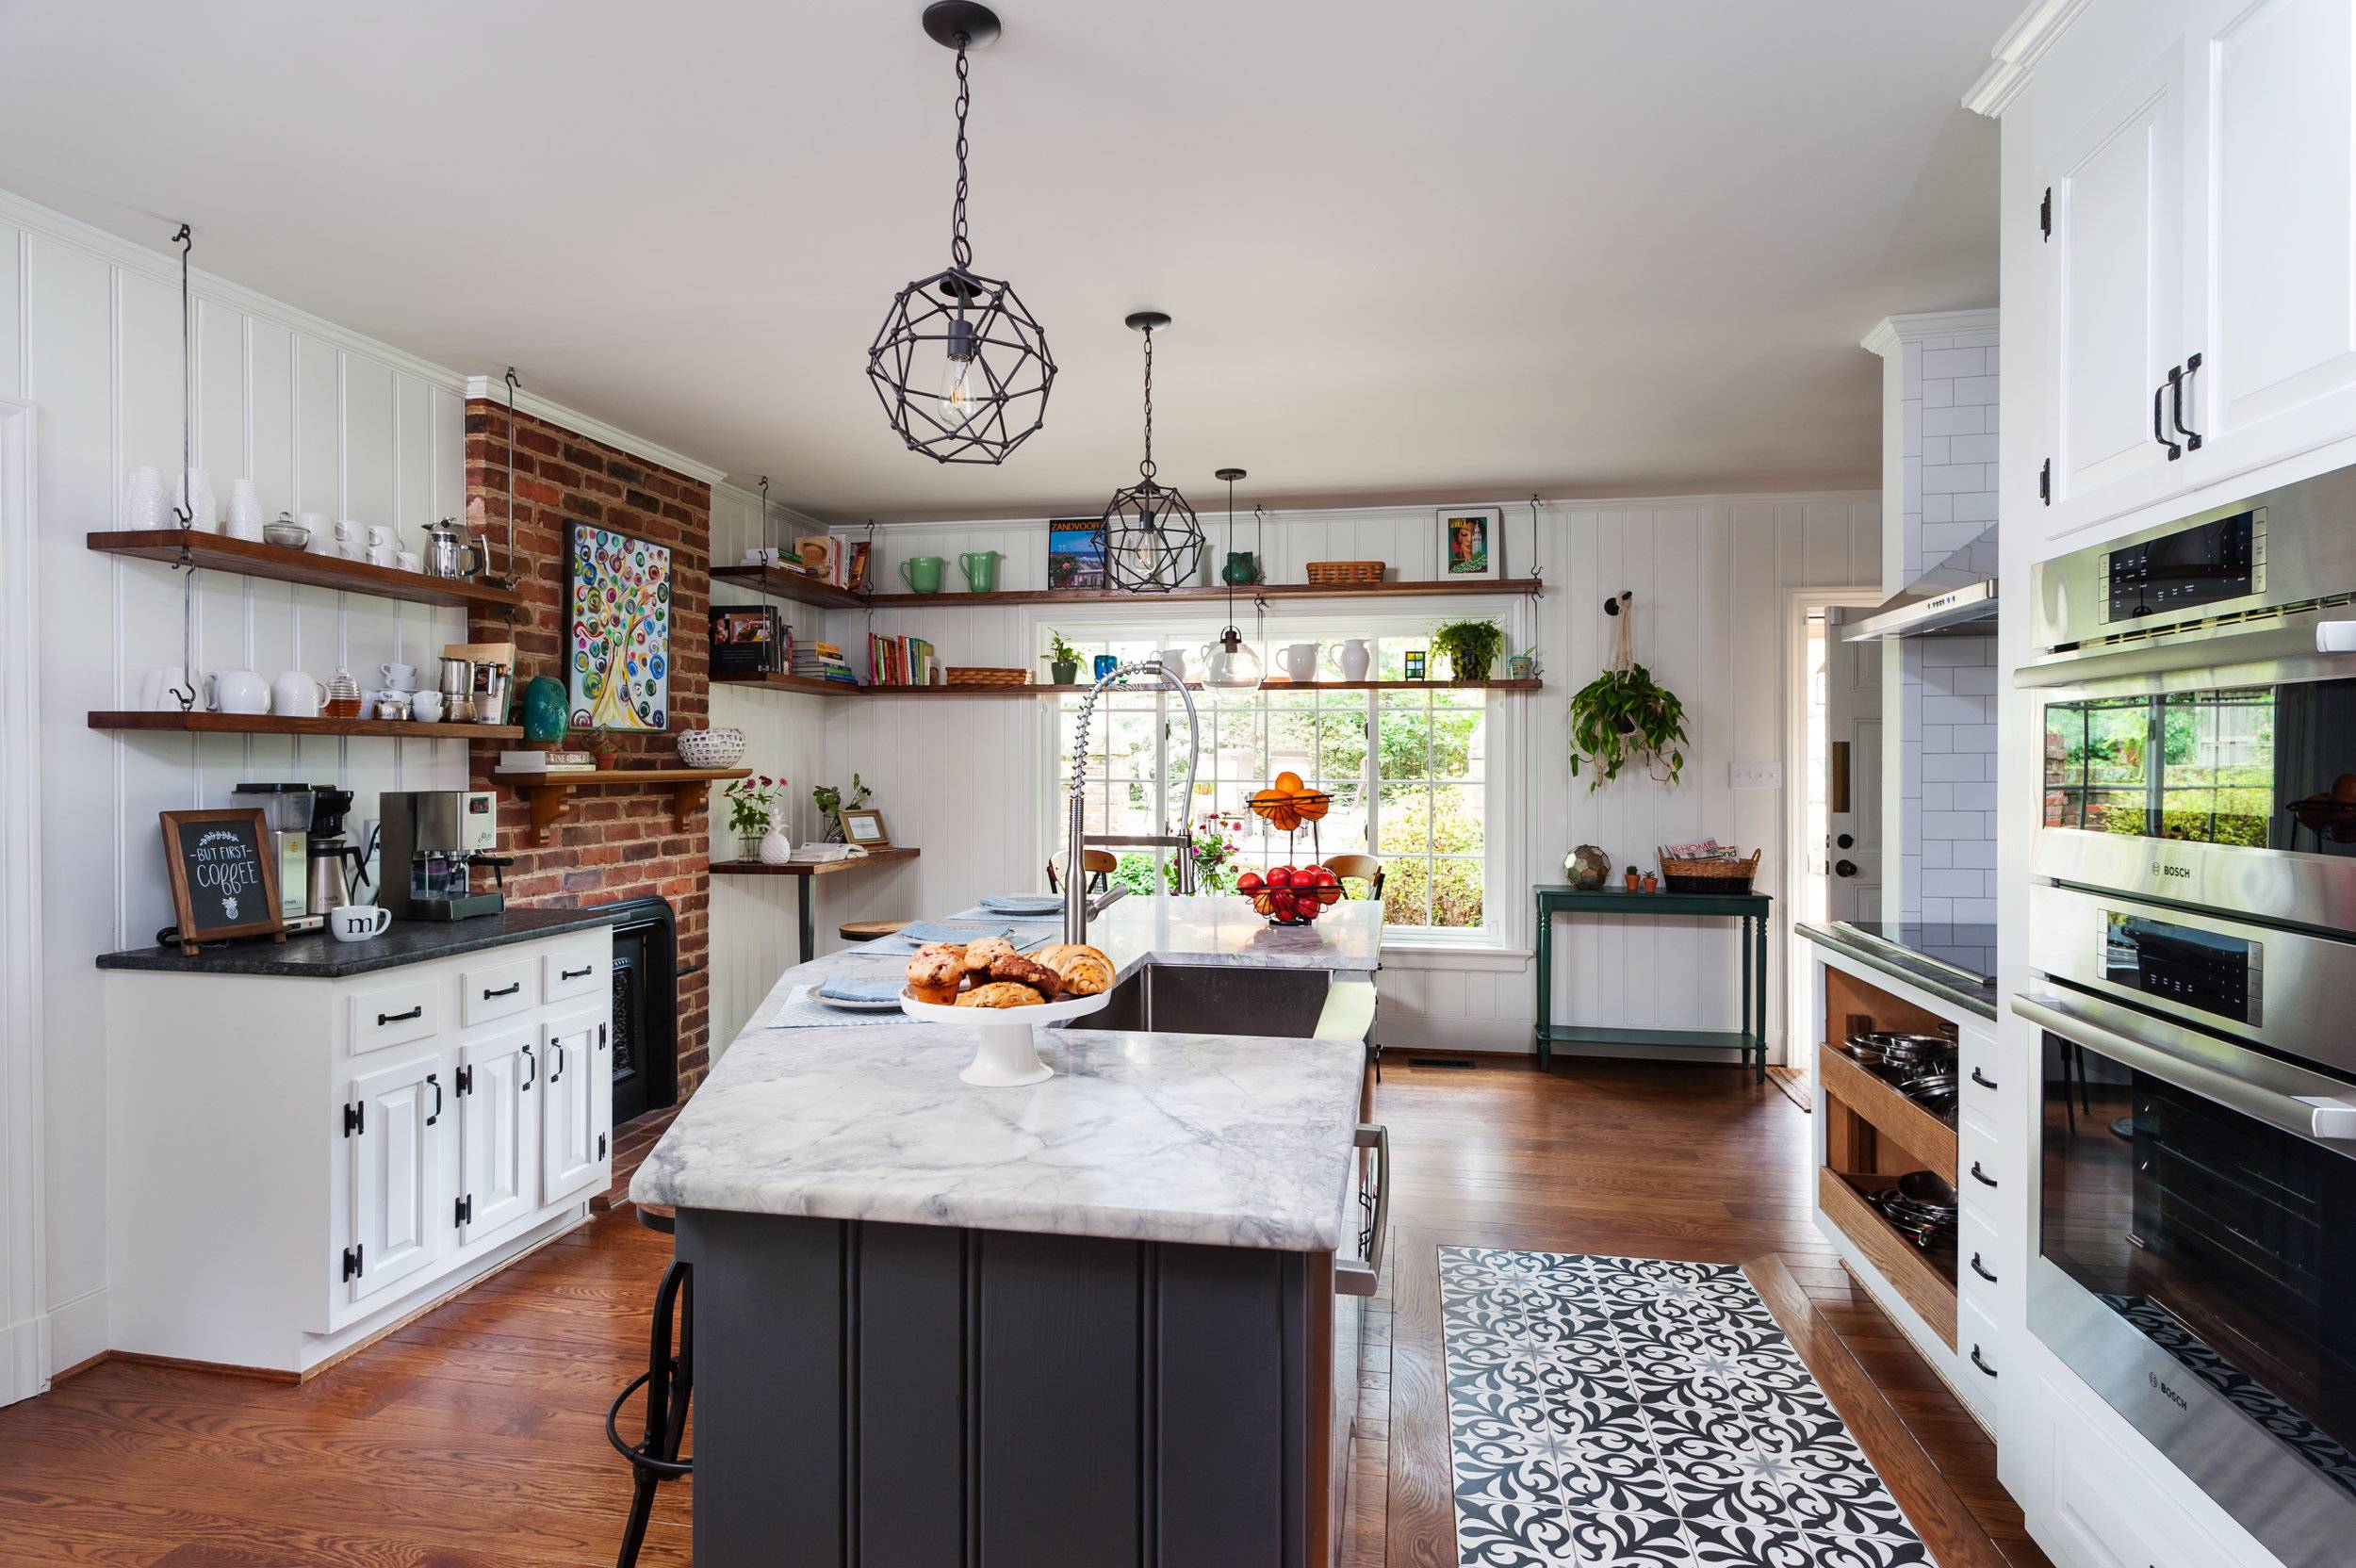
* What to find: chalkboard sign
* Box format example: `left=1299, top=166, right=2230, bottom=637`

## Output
left=159, top=808, right=286, bottom=955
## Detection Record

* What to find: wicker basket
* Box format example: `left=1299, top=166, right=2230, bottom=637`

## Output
left=1655, top=847, right=1760, bottom=895
left=1305, top=560, right=1385, bottom=586
left=945, top=666, right=1033, bottom=688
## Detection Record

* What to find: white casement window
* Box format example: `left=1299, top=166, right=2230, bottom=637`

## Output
left=1037, top=605, right=1527, bottom=950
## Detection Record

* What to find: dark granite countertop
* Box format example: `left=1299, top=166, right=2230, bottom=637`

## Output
left=96, top=906, right=621, bottom=979
left=1795, top=920, right=1998, bottom=1021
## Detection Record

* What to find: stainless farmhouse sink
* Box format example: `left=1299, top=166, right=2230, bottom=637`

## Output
left=1085, top=963, right=1372, bottom=1042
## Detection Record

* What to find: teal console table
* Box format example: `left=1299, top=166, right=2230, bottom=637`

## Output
left=1533, top=885, right=1772, bottom=1080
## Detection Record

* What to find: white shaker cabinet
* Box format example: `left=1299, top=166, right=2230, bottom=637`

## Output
left=346, top=1054, right=447, bottom=1302
left=457, top=1026, right=541, bottom=1244
left=539, top=1010, right=611, bottom=1205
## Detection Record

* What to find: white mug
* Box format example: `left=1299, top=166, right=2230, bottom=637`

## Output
left=380, top=662, right=417, bottom=692
left=328, top=904, right=392, bottom=943
left=333, top=517, right=360, bottom=540
left=270, top=671, right=326, bottom=718
left=206, top=668, right=270, bottom=714
left=367, top=543, right=397, bottom=568
left=367, top=524, right=397, bottom=549
left=409, top=690, right=445, bottom=723
left=142, top=665, right=197, bottom=710
left=299, top=511, right=333, bottom=554
left=396, top=550, right=421, bottom=574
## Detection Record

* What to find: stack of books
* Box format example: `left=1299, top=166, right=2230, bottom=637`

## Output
left=497, top=749, right=597, bottom=775
left=793, top=535, right=870, bottom=590
left=790, top=642, right=861, bottom=685
left=866, top=634, right=940, bottom=688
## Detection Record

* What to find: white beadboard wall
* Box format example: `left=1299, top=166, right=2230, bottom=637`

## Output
left=4, top=189, right=475, bottom=1375
left=710, top=494, right=1878, bottom=1058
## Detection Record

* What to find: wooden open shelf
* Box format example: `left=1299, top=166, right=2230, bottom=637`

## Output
left=487, top=766, right=751, bottom=846
left=88, top=531, right=527, bottom=612
left=708, top=571, right=1545, bottom=611
left=90, top=710, right=523, bottom=742
left=1817, top=1168, right=1957, bottom=1348
left=709, top=846, right=921, bottom=876
left=714, top=674, right=1542, bottom=697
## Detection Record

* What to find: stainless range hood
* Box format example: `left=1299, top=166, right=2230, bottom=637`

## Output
left=1842, top=524, right=1999, bottom=641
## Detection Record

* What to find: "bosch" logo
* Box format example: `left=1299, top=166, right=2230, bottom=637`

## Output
left=2151, top=861, right=2190, bottom=880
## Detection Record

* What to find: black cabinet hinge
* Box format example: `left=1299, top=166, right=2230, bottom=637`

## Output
left=342, top=1102, right=364, bottom=1137
left=342, top=1244, right=363, bottom=1281
left=455, top=1195, right=473, bottom=1227
left=599, top=1023, right=609, bottom=1050
left=598, top=1132, right=608, bottom=1159
left=455, top=1065, right=473, bottom=1096
left=2038, top=457, right=2052, bottom=505
left=2039, top=186, right=2052, bottom=239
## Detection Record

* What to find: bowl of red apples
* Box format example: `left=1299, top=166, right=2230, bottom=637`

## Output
left=1235, top=864, right=1345, bottom=926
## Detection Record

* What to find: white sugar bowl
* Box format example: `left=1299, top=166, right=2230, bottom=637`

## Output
left=676, top=727, right=745, bottom=769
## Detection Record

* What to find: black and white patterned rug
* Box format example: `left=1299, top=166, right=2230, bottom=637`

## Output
left=1441, top=1247, right=1932, bottom=1568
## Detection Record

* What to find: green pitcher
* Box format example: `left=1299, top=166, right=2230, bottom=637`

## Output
left=958, top=549, right=1002, bottom=593
left=898, top=555, right=945, bottom=595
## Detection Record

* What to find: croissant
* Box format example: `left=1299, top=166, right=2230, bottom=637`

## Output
left=1037, top=942, right=1115, bottom=997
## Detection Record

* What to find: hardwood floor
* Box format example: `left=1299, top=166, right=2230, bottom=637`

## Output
left=0, top=1056, right=2047, bottom=1567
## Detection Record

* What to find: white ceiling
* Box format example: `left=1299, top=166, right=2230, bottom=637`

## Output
left=0, top=0, right=2012, bottom=522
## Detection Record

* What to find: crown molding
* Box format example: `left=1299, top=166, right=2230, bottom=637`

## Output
left=713, top=477, right=826, bottom=536
left=826, top=490, right=1881, bottom=534
left=1860, top=309, right=2002, bottom=358
left=1963, top=0, right=2091, bottom=118
left=461, top=376, right=728, bottom=486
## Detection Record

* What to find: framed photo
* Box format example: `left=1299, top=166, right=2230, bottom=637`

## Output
left=566, top=522, right=673, bottom=732
left=838, top=808, right=891, bottom=847
left=1047, top=518, right=1106, bottom=590
left=1435, top=505, right=1504, bottom=581
left=159, top=808, right=286, bottom=955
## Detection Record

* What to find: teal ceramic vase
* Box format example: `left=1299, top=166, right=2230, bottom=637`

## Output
left=521, top=676, right=569, bottom=744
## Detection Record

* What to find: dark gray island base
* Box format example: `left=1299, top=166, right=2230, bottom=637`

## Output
left=680, top=1209, right=1335, bottom=1567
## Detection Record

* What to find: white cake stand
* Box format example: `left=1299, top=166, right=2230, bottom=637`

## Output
left=898, top=987, right=1112, bottom=1086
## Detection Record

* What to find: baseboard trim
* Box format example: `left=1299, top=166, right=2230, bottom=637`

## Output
left=1, top=1313, right=51, bottom=1404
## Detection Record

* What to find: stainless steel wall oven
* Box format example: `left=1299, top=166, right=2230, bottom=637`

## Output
left=2021, top=466, right=2356, bottom=1568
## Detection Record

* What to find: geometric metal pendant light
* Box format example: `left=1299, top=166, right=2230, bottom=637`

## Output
left=865, top=2, right=1056, bottom=465
left=1101, top=310, right=1204, bottom=593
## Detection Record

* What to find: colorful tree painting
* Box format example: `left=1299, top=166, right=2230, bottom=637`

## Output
left=566, top=523, right=671, bottom=732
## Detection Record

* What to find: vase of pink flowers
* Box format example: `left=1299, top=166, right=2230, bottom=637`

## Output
left=724, top=774, right=783, bottom=861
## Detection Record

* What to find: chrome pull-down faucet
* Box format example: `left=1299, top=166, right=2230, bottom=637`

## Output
left=1064, top=661, right=1202, bottom=945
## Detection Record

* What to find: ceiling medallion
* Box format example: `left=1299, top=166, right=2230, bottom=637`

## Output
left=865, top=3, right=1055, bottom=465
left=1101, top=311, right=1204, bottom=594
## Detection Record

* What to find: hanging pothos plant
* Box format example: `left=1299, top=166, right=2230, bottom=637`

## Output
left=1568, top=593, right=1688, bottom=790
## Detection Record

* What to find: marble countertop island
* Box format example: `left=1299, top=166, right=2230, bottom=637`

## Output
left=630, top=895, right=1379, bottom=1250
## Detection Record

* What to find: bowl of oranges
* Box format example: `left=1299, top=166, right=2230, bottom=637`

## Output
left=1236, top=863, right=1344, bottom=926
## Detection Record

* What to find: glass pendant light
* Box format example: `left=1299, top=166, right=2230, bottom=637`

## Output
left=1205, top=467, right=1263, bottom=693
left=866, top=3, right=1055, bottom=465
left=1102, top=311, right=1206, bottom=593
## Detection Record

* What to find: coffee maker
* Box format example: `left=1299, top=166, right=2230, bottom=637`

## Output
left=306, top=786, right=367, bottom=921
left=377, top=791, right=510, bottom=921
left=232, top=782, right=317, bottom=928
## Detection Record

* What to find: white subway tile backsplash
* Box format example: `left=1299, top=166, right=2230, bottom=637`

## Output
left=1922, top=868, right=1988, bottom=898
left=1948, top=433, right=1999, bottom=465
left=1922, top=463, right=1986, bottom=495
left=1949, top=724, right=1999, bottom=752
left=1922, top=811, right=1985, bottom=841
left=1950, top=898, right=1999, bottom=923
left=1920, top=724, right=1954, bottom=754
left=1951, top=838, right=1997, bottom=868
left=1949, top=664, right=2000, bottom=695
left=1921, top=435, right=1950, bottom=466
left=1922, top=347, right=1987, bottom=379
left=1949, top=780, right=1998, bottom=811
left=1923, top=694, right=1990, bottom=726
left=1920, top=897, right=1955, bottom=923
left=1953, top=374, right=2000, bottom=404
left=1923, top=839, right=1954, bottom=869
left=1922, top=751, right=1986, bottom=782
left=1921, top=636, right=1992, bottom=667
left=1923, top=781, right=1953, bottom=811
left=1922, top=378, right=1953, bottom=409
left=1952, top=491, right=2000, bottom=522
left=1922, top=404, right=1986, bottom=437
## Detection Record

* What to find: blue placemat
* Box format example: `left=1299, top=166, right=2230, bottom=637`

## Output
left=817, top=973, right=903, bottom=1004
left=979, top=894, right=1065, bottom=915
left=765, top=985, right=909, bottom=1029
left=900, top=920, right=1013, bottom=944
left=854, top=923, right=1059, bottom=958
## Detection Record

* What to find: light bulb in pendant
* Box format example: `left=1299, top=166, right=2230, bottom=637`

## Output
left=937, top=318, right=980, bottom=422
left=1208, top=625, right=1263, bottom=693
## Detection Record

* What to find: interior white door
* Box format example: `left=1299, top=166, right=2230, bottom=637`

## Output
left=2179, top=0, right=2356, bottom=481
left=539, top=1014, right=603, bottom=1204
left=2047, top=48, right=2189, bottom=536
left=458, top=1027, right=539, bottom=1243
left=1824, top=613, right=1883, bottom=924
left=348, top=1054, right=444, bottom=1302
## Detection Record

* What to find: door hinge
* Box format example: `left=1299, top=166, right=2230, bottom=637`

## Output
left=598, top=1023, right=608, bottom=1050
left=598, top=1132, right=608, bottom=1159
left=455, top=1194, right=473, bottom=1227
left=342, top=1244, right=363, bottom=1281
left=2038, top=457, right=2052, bottom=505
left=455, top=1065, right=473, bottom=1095
left=342, top=1102, right=364, bottom=1137
left=2039, top=186, right=2052, bottom=239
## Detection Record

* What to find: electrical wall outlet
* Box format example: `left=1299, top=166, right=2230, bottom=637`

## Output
left=1728, top=761, right=1780, bottom=791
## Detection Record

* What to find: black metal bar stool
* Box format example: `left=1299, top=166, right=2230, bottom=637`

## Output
left=608, top=1204, right=692, bottom=1568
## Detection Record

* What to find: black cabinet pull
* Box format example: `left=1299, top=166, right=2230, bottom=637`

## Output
left=1970, top=1160, right=1999, bottom=1188
left=2154, top=373, right=2184, bottom=460
left=483, top=982, right=522, bottom=1000
left=1971, top=1345, right=1998, bottom=1379
left=1971, top=1067, right=1998, bottom=1091
left=377, top=1005, right=423, bottom=1025
left=425, top=1073, right=443, bottom=1126
left=1970, top=1252, right=1998, bottom=1284
left=561, top=965, right=593, bottom=981
left=549, top=1042, right=564, bottom=1085
left=2171, top=351, right=2204, bottom=449
left=521, top=1044, right=535, bottom=1091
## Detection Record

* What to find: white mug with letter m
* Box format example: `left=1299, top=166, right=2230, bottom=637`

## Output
left=328, top=904, right=391, bottom=943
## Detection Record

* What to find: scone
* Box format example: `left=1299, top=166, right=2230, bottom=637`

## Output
left=1038, top=942, right=1115, bottom=997
left=987, top=952, right=1064, bottom=1001
left=961, top=937, right=1019, bottom=974
left=956, top=980, right=1043, bottom=1008
left=906, top=943, right=966, bottom=1004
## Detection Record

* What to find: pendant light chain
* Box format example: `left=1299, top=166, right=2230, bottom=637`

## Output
left=1138, top=327, right=1156, bottom=480
left=950, top=41, right=973, bottom=270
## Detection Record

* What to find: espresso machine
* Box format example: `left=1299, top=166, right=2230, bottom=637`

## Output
left=377, top=790, right=510, bottom=921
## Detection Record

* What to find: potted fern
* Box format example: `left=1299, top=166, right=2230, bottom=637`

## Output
left=1043, top=630, right=1083, bottom=687
left=1431, top=617, right=1506, bottom=682
left=1568, top=662, right=1689, bottom=791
